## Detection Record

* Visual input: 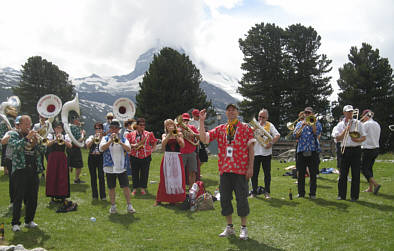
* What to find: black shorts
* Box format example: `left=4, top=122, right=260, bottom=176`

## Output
left=106, top=172, right=129, bottom=189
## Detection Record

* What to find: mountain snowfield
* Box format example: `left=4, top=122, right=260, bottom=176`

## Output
left=0, top=47, right=239, bottom=135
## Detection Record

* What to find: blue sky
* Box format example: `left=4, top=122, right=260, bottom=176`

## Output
left=0, top=0, right=393, bottom=100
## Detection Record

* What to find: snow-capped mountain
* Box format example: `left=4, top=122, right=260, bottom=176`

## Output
left=0, top=47, right=239, bottom=135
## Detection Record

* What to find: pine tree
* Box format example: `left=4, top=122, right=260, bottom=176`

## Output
left=238, top=23, right=333, bottom=134
left=13, top=56, right=75, bottom=122
left=337, top=43, right=394, bottom=151
left=135, top=47, right=214, bottom=136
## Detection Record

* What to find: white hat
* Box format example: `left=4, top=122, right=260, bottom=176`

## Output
left=343, top=105, right=353, bottom=112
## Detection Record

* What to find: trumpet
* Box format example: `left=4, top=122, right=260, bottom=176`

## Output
left=56, top=134, right=65, bottom=145
left=94, top=133, right=102, bottom=144
left=112, top=135, right=120, bottom=144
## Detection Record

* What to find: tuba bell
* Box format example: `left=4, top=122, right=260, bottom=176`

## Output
left=113, top=98, right=136, bottom=122
left=37, top=94, right=62, bottom=140
left=0, top=96, right=21, bottom=130
left=61, top=94, right=84, bottom=148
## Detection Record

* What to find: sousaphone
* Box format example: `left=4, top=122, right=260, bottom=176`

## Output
left=113, top=97, right=135, bottom=121
left=37, top=94, right=62, bottom=139
left=61, top=94, right=84, bottom=148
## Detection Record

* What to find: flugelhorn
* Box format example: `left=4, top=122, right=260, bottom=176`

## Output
left=94, top=133, right=101, bottom=144
left=56, top=134, right=65, bottom=145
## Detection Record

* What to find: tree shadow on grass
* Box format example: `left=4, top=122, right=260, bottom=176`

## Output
left=11, top=227, right=51, bottom=249
left=228, top=236, right=283, bottom=251
left=317, top=176, right=338, bottom=184
left=108, top=213, right=140, bottom=229
left=310, top=198, right=349, bottom=211
left=256, top=197, right=300, bottom=208
left=70, top=183, right=89, bottom=193
left=355, top=200, right=394, bottom=212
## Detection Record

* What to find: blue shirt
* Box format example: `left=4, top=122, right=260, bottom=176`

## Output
left=294, top=121, right=322, bottom=153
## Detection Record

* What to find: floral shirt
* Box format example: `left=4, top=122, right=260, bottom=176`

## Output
left=8, top=131, right=46, bottom=174
left=293, top=121, right=322, bottom=153
left=180, top=125, right=199, bottom=154
left=207, top=121, right=255, bottom=175
left=126, top=130, right=157, bottom=159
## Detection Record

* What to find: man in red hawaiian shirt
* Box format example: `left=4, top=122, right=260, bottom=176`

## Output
left=126, top=118, right=157, bottom=196
left=199, top=104, right=255, bottom=240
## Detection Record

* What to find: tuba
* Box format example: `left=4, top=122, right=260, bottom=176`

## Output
left=36, top=94, right=62, bottom=141
left=0, top=96, right=21, bottom=130
left=61, top=94, right=84, bottom=148
left=249, top=117, right=273, bottom=146
left=176, top=115, right=199, bottom=146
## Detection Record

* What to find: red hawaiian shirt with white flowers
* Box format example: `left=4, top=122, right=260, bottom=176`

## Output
left=208, top=121, right=255, bottom=175
left=127, top=130, right=157, bottom=159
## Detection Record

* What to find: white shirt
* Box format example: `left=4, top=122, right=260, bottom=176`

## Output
left=334, top=119, right=366, bottom=147
left=189, top=119, right=200, bottom=130
left=254, top=122, right=280, bottom=156
left=331, top=124, right=341, bottom=143
left=361, top=118, right=380, bottom=149
left=99, top=135, right=131, bottom=174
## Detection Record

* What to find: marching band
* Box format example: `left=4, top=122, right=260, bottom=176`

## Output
left=0, top=94, right=386, bottom=239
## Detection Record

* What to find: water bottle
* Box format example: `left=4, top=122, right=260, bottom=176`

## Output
left=0, top=222, right=4, bottom=240
left=189, top=183, right=199, bottom=211
left=289, top=188, right=293, bottom=200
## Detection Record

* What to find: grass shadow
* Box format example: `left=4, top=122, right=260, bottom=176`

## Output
left=131, top=193, right=156, bottom=200
left=355, top=200, right=394, bottom=212
left=256, top=197, right=300, bottom=208
left=317, top=176, right=338, bottom=183
left=376, top=192, right=394, bottom=200
left=228, top=235, right=284, bottom=251
left=91, top=199, right=110, bottom=208
left=309, top=198, right=349, bottom=211
left=200, top=177, right=219, bottom=189
left=108, top=213, right=140, bottom=229
left=70, top=183, right=89, bottom=193
left=10, top=227, right=51, bottom=249
left=0, top=174, right=9, bottom=182
left=316, top=184, right=333, bottom=189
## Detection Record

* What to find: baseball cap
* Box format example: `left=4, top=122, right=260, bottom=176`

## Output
left=304, top=107, right=313, bottom=113
left=225, top=103, right=238, bottom=110
left=343, top=105, right=353, bottom=112
left=182, top=113, right=190, bottom=120
left=192, top=109, right=200, bottom=117
left=106, top=112, right=114, bottom=118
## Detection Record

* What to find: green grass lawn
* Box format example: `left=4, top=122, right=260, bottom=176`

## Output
left=1, top=150, right=393, bottom=250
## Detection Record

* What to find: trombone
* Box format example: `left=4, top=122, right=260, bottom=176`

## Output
left=341, top=109, right=360, bottom=154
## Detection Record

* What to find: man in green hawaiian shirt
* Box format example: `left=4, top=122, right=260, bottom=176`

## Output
left=8, top=115, right=46, bottom=232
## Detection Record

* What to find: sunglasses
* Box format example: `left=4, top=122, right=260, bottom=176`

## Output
left=304, top=111, right=311, bottom=114
left=107, top=117, right=113, bottom=119
left=258, top=116, right=266, bottom=119
left=95, top=128, right=102, bottom=130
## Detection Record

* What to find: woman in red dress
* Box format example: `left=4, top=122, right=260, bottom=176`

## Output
left=45, top=122, right=72, bottom=202
left=155, top=119, right=186, bottom=205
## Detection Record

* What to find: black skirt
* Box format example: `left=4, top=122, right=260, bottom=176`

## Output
left=67, top=145, right=83, bottom=168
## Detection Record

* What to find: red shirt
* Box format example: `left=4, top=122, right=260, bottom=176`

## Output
left=126, top=130, right=157, bottom=159
left=180, top=124, right=199, bottom=154
left=208, top=121, right=255, bottom=175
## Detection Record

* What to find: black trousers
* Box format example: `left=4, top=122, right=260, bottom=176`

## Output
left=5, top=158, right=14, bottom=203
left=88, top=154, right=106, bottom=199
left=12, top=166, right=39, bottom=225
left=335, top=142, right=342, bottom=170
left=1, top=144, right=6, bottom=167
left=220, top=173, right=249, bottom=217
left=338, top=146, right=361, bottom=200
left=130, top=156, right=151, bottom=189
left=296, top=151, right=319, bottom=196
left=251, top=155, right=271, bottom=194
left=361, top=148, right=379, bottom=182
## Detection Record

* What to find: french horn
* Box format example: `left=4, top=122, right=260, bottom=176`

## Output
left=61, top=94, right=84, bottom=148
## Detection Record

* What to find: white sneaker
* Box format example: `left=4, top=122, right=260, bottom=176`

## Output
left=12, top=224, right=21, bottom=232
left=239, top=226, right=248, bottom=240
left=25, top=221, right=38, bottom=228
left=127, top=204, right=136, bottom=214
left=109, top=204, right=117, bottom=214
left=219, top=225, right=235, bottom=237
